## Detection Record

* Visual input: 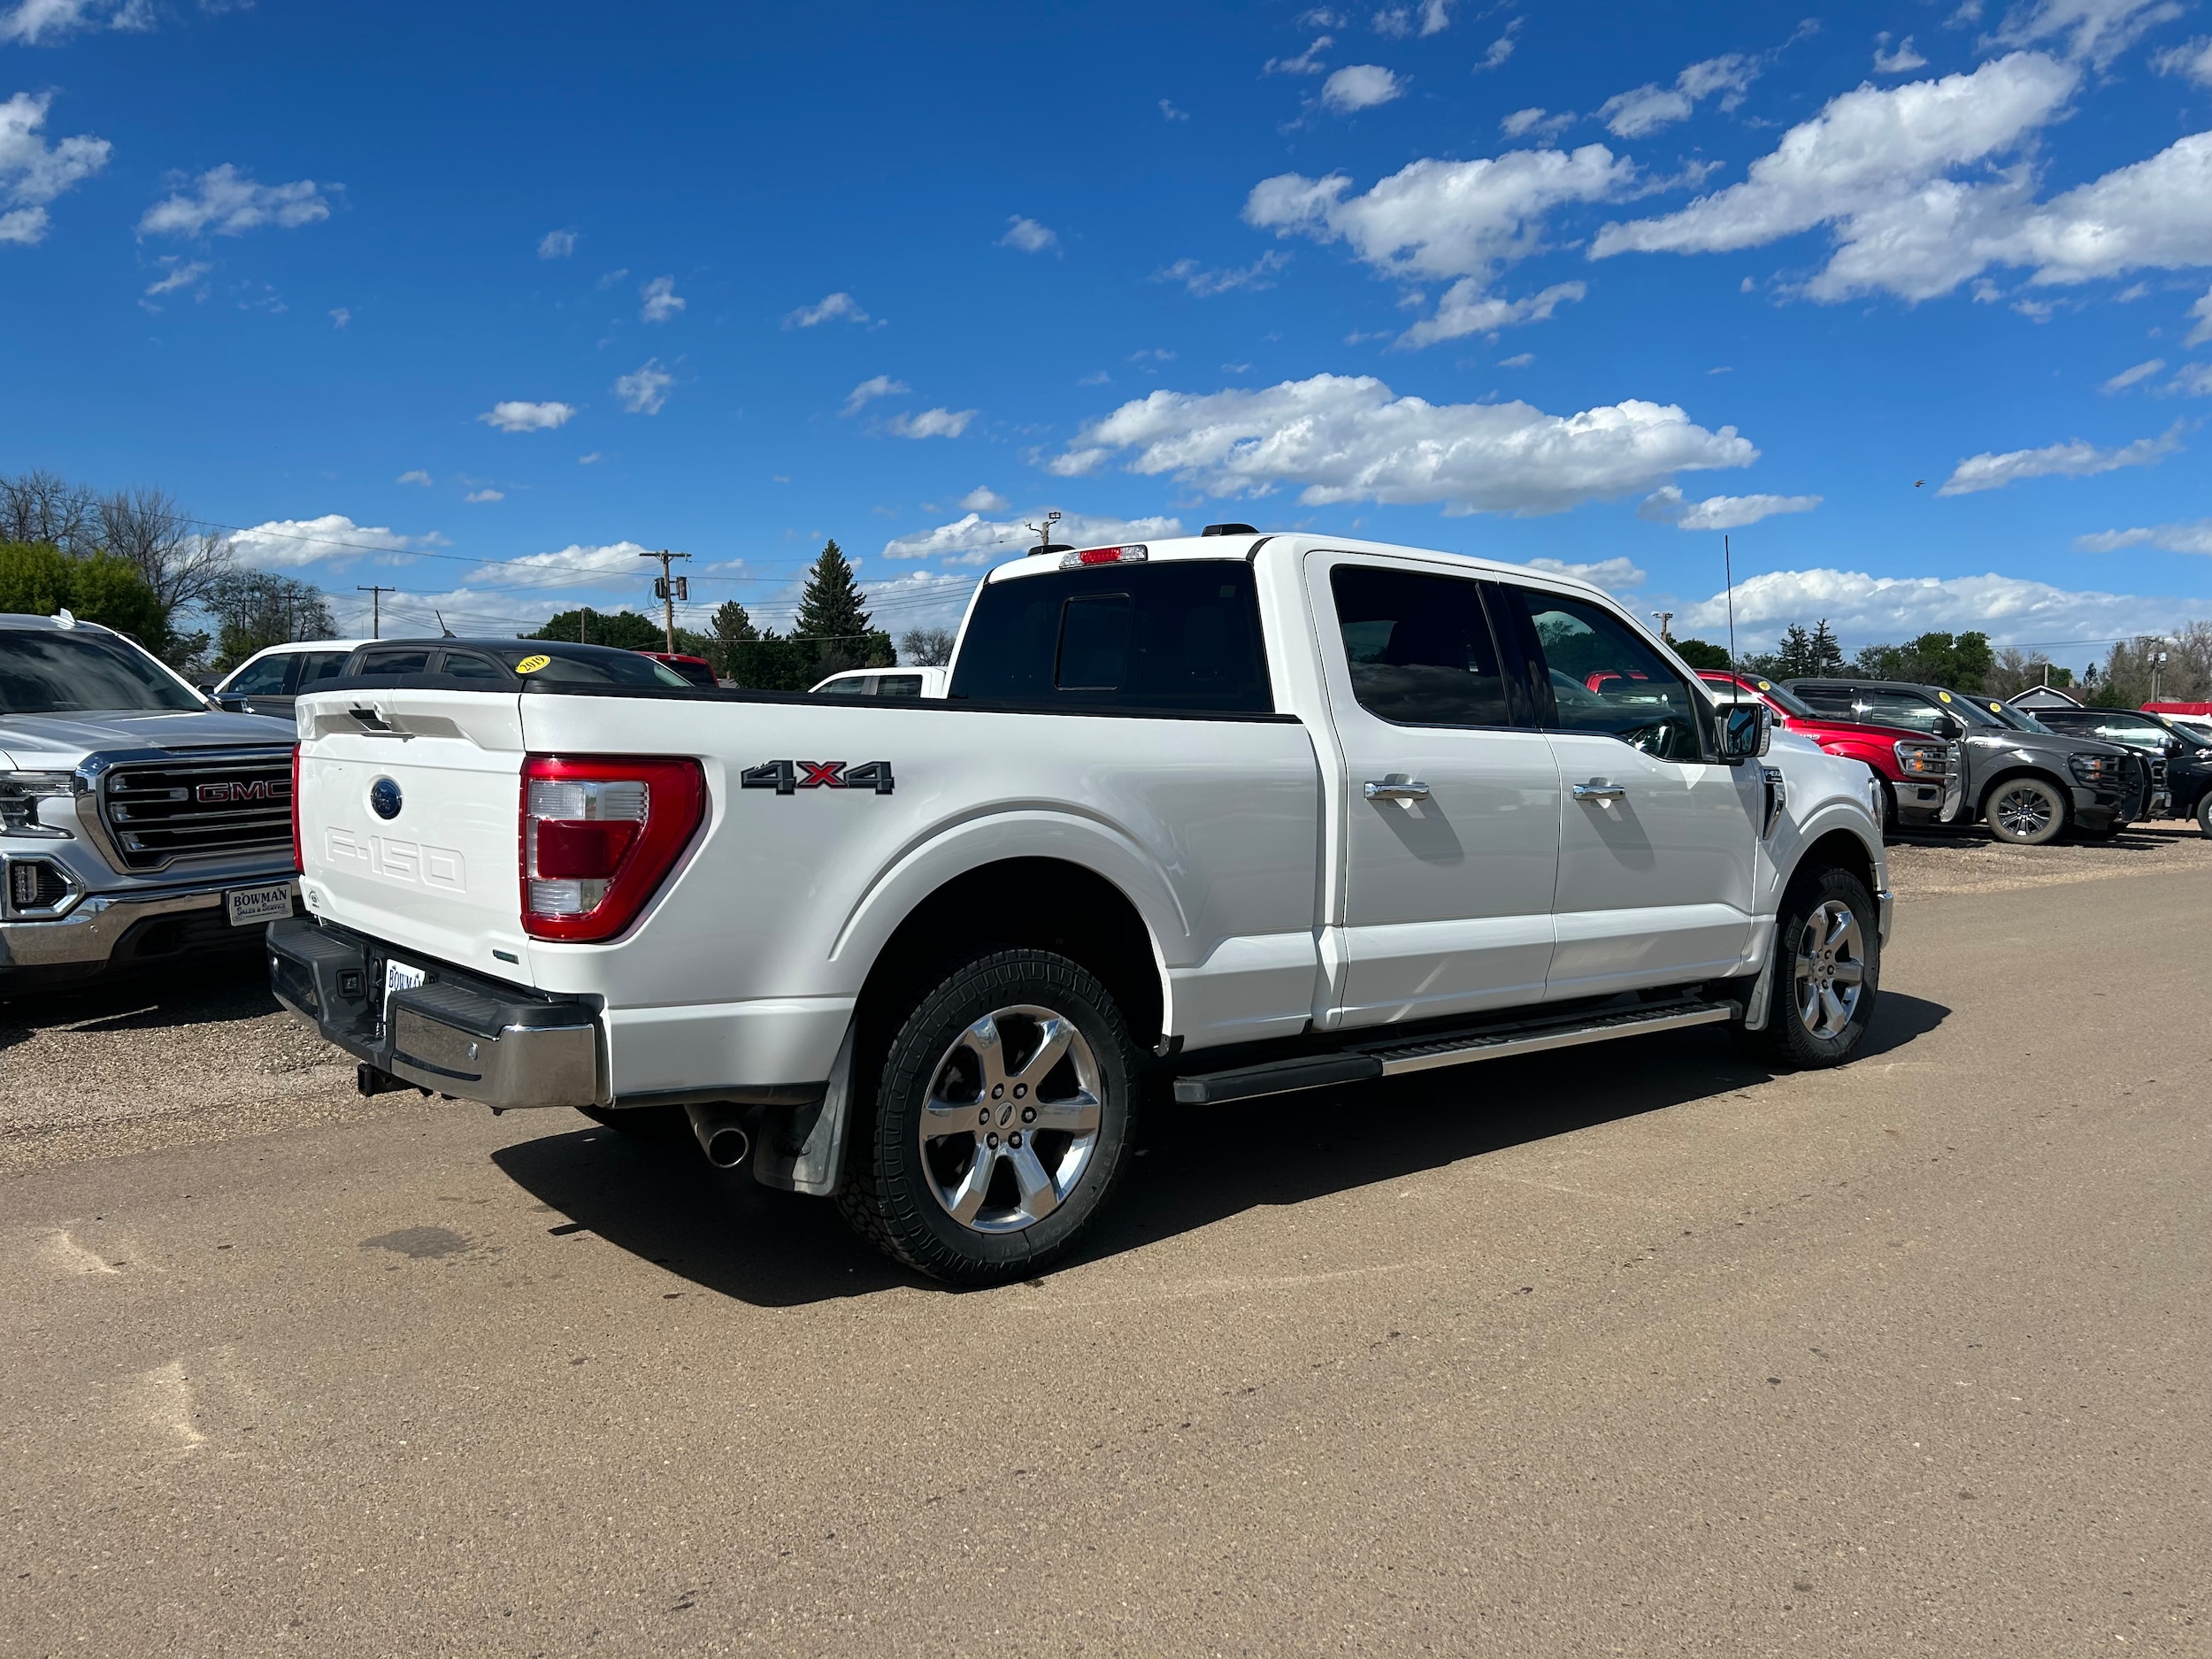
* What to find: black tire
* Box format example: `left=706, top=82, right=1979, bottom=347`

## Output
left=1738, top=866, right=1880, bottom=1069
left=839, top=948, right=1141, bottom=1286
left=1871, top=767, right=1897, bottom=837
left=2198, top=794, right=2212, bottom=839
left=1984, top=776, right=2069, bottom=846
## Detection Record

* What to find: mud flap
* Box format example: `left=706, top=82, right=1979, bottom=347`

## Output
left=749, top=1018, right=856, bottom=1197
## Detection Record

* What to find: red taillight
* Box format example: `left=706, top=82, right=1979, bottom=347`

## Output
left=290, top=743, right=303, bottom=874
left=519, top=755, right=704, bottom=943
left=1060, top=543, right=1150, bottom=568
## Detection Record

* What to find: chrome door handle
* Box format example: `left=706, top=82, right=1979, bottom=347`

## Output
left=1571, top=782, right=1626, bottom=802
left=1363, top=778, right=1431, bottom=806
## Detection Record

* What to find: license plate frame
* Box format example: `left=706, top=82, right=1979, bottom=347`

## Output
left=224, top=881, right=294, bottom=929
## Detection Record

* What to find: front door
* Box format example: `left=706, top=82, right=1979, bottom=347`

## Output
left=1313, top=555, right=1561, bottom=1029
left=1489, top=583, right=1762, bottom=998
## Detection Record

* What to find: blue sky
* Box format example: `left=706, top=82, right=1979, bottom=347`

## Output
left=4, top=0, right=2211, bottom=665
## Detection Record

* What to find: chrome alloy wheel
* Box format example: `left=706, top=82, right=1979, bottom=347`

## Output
left=1793, top=898, right=1866, bottom=1041
left=1992, top=785, right=2055, bottom=841
left=918, top=1004, right=1103, bottom=1234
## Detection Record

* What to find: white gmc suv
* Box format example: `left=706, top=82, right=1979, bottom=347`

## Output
left=271, top=533, right=1890, bottom=1284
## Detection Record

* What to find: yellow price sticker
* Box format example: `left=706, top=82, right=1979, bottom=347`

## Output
left=1937, top=689, right=1953, bottom=702
left=515, top=653, right=551, bottom=673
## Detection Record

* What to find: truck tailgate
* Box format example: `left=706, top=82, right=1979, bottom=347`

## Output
left=295, top=691, right=531, bottom=975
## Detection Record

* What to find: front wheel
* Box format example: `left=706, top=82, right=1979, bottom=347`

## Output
left=839, top=948, right=1140, bottom=1286
left=1740, top=867, right=1880, bottom=1069
left=2197, top=793, right=2212, bottom=839
left=1985, top=777, right=2068, bottom=846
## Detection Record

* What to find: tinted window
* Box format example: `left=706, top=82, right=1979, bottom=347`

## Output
left=818, top=675, right=873, bottom=696
left=951, top=561, right=1271, bottom=713
left=1703, top=672, right=1817, bottom=718
left=357, top=649, right=432, bottom=677
left=1330, top=565, right=1510, bottom=727
left=1503, top=588, right=1706, bottom=760
left=294, top=652, right=349, bottom=687
left=877, top=673, right=924, bottom=698
left=225, top=654, right=292, bottom=695
left=504, top=649, right=687, bottom=687
left=665, top=657, right=718, bottom=687
left=438, top=651, right=510, bottom=682
left=2088, top=718, right=2170, bottom=747
left=0, top=627, right=204, bottom=714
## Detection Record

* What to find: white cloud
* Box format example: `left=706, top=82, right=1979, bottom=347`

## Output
left=2162, top=361, right=2212, bottom=396
left=1049, top=373, right=1756, bottom=517
left=328, top=305, right=349, bottom=329
left=1637, top=484, right=1822, bottom=529
left=639, top=274, right=684, bottom=322
left=999, top=215, right=1058, bottom=253
left=138, top=163, right=332, bottom=237
left=142, top=256, right=209, bottom=296
left=1674, top=565, right=2209, bottom=648
left=614, top=359, right=672, bottom=414
left=396, top=470, right=432, bottom=486
left=500, top=540, right=657, bottom=578
left=1160, top=97, right=1189, bottom=120
left=1938, top=426, right=2179, bottom=492
left=2156, top=35, right=2212, bottom=84
left=957, top=486, right=1010, bottom=512
left=2076, top=518, right=2212, bottom=553
left=1475, top=19, right=1520, bottom=70
left=1993, top=0, right=2185, bottom=68
left=2101, top=357, right=2165, bottom=391
left=2188, top=287, right=2212, bottom=345
left=578, top=452, right=603, bottom=465
left=0, top=0, right=145, bottom=44
left=1264, top=35, right=1333, bottom=74
left=0, top=90, right=109, bottom=246
left=1154, top=249, right=1291, bottom=296
left=478, top=399, right=576, bottom=433
left=1599, top=53, right=1761, bottom=139
left=465, top=488, right=503, bottom=503
left=228, top=513, right=420, bottom=571
left=1874, top=34, right=1929, bottom=72
left=1499, top=351, right=1534, bottom=367
left=1501, top=107, right=1572, bottom=141
left=886, top=406, right=976, bottom=439
left=1399, top=278, right=1586, bottom=347
left=884, top=510, right=1186, bottom=564
left=1321, top=64, right=1404, bottom=112
left=537, top=227, right=577, bottom=259
left=842, top=373, right=910, bottom=415
left=1371, top=0, right=1453, bottom=35
left=1528, top=556, right=1647, bottom=591
left=783, top=291, right=869, bottom=327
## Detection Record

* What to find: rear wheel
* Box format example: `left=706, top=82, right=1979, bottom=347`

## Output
left=2198, top=793, right=2212, bottom=838
left=1740, top=867, right=1879, bottom=1069
left=1985, top=777, right=2068, bottom=846
left=839, top=948, right=1140, bottom=1286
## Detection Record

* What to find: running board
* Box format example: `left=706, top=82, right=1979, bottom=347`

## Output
left=1171, top=998, right=1739, bottom=1106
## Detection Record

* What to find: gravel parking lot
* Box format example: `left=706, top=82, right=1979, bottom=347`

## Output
left=4, top=826, right=2208, bottom=1655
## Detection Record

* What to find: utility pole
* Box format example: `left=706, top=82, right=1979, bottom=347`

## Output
left=639, top=548, right=691, bottom=654
left=357, top=584, right=395, bottom=640
left=1650, top=611, right=1674, bottom=643
left=2151, top=647, right=2170, bottom=704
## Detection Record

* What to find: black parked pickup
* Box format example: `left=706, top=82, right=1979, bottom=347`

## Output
left=1786, top=679, right=2147, bottom=845
left=2027, top=705, right=2212, bottom=837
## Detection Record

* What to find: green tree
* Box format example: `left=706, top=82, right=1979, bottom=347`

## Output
left=709, top=600, right=759, bottom=678
left=526, top=608, right=664, bottom=649
left=1671, top=638, right=1731, bottom=670
left=204, top=571, right=338, bottom=671
left=0, top=541, right=168, bottom=645
left=792, top=540, right=893, bottom=677
left=1852, top=631, right=1993, bottom=690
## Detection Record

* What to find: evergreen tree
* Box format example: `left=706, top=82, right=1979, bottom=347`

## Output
left=794, top=541, right=871, bottom=643
left=710, top=599, right=758, bottom=679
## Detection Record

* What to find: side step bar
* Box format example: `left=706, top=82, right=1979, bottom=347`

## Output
left=1171, top=997, right=1738, bottom=1106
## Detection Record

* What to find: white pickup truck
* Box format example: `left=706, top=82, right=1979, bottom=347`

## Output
left=272, top=532, right=1890, bottom=1284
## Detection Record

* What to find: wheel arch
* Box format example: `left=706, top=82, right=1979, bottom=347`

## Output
left=1782, top=823, right=1879, bottom=908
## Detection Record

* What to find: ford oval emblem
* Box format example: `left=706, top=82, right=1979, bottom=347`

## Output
left=370, top=777, right=403, bottom=820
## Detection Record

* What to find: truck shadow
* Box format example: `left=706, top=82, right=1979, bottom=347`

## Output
left=492, top=990, right=1950, bottom=1308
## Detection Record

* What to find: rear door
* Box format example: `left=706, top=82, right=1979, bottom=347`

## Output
left=1311, top=553, right=1560, bottom=1028
left=1491, top=582, right=1761, bottom=997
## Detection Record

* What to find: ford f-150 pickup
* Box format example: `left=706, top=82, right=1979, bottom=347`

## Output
left=271, top=533, right=1891, bottom=1284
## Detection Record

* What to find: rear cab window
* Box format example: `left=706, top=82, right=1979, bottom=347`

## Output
left=1328, top=564, right=1511, bottom=727
left=950, top=559, right=1272, bottom=713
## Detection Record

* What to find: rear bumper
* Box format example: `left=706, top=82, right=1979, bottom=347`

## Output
left=266, top=917, right=605, bottom=1109
left=0, top=875, right=296, bottom=986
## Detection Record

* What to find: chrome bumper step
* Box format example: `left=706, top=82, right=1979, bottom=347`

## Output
left=1171, top=995, right=1739, bottom=1106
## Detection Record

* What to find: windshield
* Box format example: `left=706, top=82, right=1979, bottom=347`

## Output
left=1706, top=674, right=1816, bottom=718
left=0, top=627, right=204, bottom=715
left=1985, top=701, right=2053, bottom=733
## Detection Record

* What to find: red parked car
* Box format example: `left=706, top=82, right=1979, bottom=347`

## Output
left=639, top=650, right=718, bottom=687
left=1700, top=670, right=1960, bottom=833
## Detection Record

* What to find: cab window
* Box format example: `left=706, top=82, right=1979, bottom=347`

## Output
left=1329, top=565, right=1510, bottom=728
left=1499, top=588, right=1707, bottom=760
left=356, top=649, right=432, bottom=677
left=818, top=674, right=874, bottom=696
left=437, top=651, right=510, bottom=682
left=293, top=651, right=349, bottom=688
left=224, top=654, right=293, bottom=695
left=876, top=673, right=925, bottom=698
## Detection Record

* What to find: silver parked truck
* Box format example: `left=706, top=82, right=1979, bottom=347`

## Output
left=0, top=613, right=300, bottom=990
left=273, top=533, right=1891, bottom=1285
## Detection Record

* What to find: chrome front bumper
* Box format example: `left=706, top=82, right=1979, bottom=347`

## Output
left=266, top=917, right=605, bottom=1109
left=0, top=877, right=296, bottom=977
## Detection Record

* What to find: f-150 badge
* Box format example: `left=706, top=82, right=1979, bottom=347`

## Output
left=741, top=760, right=895, bottom=796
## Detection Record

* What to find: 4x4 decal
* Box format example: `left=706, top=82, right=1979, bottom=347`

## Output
left=741, top=759, right=895, bottom=796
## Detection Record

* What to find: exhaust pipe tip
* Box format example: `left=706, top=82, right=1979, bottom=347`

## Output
left=685, top=1104, right=752, bottom=1169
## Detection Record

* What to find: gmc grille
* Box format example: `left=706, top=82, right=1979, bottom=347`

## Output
left=100, top=750, right=294, bottom=869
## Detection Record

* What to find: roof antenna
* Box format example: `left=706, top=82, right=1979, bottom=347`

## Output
left=434, top=609, right=456, bottom=638
left=1723, top=533, right=1738, bottom=675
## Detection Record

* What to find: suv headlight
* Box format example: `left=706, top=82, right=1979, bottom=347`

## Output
left=0, top=772, right=77, bottom=839
left=1893, top=740, right=1950, bottom=777
left=2067, top=752, right=2122, bottom=788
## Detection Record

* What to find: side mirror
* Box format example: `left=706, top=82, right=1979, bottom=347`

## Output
left=213, top=693, right=247, bottom=713
left=1937, top=715, right=1964, bottom=740
left=1720, top=702, right=1770, bottom=761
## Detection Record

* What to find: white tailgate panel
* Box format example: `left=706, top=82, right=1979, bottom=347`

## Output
left=296, top=692, right=530, bottom=973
